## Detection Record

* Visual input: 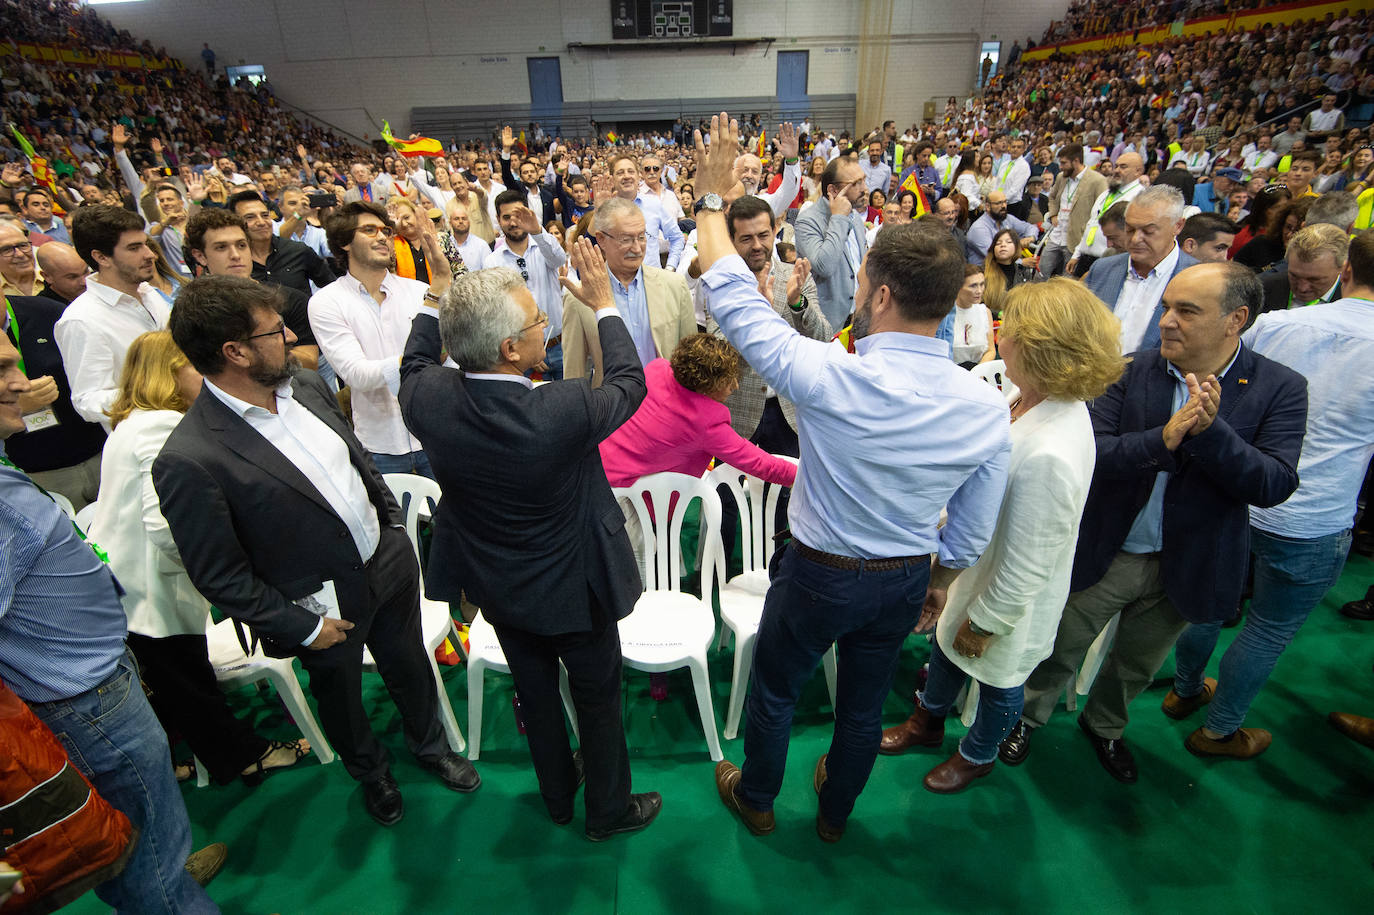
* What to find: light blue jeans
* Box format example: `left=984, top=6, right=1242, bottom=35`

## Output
left=1173, top=527, right=1352, bottom=735
left=29, top=651, right=219, bottom=914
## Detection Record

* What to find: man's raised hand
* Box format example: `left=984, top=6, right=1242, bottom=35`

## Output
left=693, top=112, right=741, bottom=198
left=559, top=237, right=613, bottom=311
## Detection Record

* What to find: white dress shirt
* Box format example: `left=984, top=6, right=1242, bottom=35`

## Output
left=308, top=272, right=428, bottom=456
left=1115, top=245, right=1180, bottom=354
left=203, top=378, right=382, bottom=646
left=483, top=231, right=568, bottom=337
left=757, top=160, right=802, bottom=218
left=55, top=277, right=172, bottom=429
left=454, top=233, right=492, bottom=272
left=1072, top=180, right=1143, bottom=259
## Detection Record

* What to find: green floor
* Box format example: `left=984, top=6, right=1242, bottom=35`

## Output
left=68, top=555, right=1374, bottom=915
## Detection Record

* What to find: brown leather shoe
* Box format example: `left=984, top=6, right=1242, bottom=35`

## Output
left=1161, top=677, right=1218, bottom=720
left=813, top=754, right=828, bottom=795
left=1185, top=727, right=1272, bottom=759
left=1329, top=712, right=1374, bottom=749
left=715, top=761, right=775, bottom=836
left=878, top=703, right=946, bottom=755
left=923, top=750, right=994, bottom=794
left=811, top=754, right=844, bottom=842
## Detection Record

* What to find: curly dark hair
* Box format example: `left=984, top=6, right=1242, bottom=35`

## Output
left=669, top=333, right=742, bottom=396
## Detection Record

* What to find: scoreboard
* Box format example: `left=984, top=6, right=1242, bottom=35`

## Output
left=611, top=1, right=734, bottom=39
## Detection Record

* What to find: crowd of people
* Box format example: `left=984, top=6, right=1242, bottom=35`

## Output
left=2, top=0, right=1374, bottom=911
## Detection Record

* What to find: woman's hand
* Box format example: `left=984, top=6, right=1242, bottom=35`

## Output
left=952, top=619, right=993, bottom=659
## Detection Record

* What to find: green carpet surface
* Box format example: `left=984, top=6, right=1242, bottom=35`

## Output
left=64, top=555, right=1374, bottom=915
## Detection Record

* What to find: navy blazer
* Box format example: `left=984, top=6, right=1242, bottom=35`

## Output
left=499, top=155, right=558, bottom=223
left=399, top=310, right=647, bottom=636
left=1071, top=346, right=1307, bottom=623
left=1083, top=249, right=1199, bottom=351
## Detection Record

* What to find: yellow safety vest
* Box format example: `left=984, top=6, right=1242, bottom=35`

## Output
left=1356, top=188, right=1374, bottom=231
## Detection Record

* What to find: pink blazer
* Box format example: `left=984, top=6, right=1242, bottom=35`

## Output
left=600, top=359, right=798, bottom=489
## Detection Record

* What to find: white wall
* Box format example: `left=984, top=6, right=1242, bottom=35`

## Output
left=95, top=0, right=1068, bottom=139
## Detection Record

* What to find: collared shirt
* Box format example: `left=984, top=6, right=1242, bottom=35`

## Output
left=251, top=235, right=336, bottom=298
left=1122, top=343, right=1244, bottom=552
left=633, top=193, right=685, bottom=270
left=861, top=158, right=892, bottom=194
left=1115, top=245, right=1181, bottom=354
left=308, top=272, right=428, bottom=455
left=965, top=212, right=1037, bottom=264
left=0, top=451, right=127, bottom=702
left=483, top=231, right=568, bottom=337
left=453, top=234, right=492, bottom=274
left=23, top=218, right=69, bottom=245
left=702, top=253, right=1010, bottom=562
left=275, top=219, right=331, bottom=260
left=54, top=277, right=171, bottom=429
left=608, top=268, right=659, bottom=365
left=1047, top=174, right=1081, bottom=247
left=1074, top=180, right=1142, bottom=258
left=1246, top=297, right=1374, bottom=538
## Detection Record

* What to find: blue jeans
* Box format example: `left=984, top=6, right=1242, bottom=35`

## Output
left=919, top=640, right=1025, bottom=765
left=540, top=341, right=563, bottom=381
left=28, top=651, right=218, bottom=914
left=368, top=449, right=435, bottom=480
left=740, top=544, right=930, bottom=826
left=1174, top=526, right=1352, bottom=735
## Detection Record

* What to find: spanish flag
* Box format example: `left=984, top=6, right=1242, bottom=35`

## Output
left=898, top=169, right=931, bottom=218
left=380, top=120, right=443, bottom=158
left=607, top=131, right=620, bottom=144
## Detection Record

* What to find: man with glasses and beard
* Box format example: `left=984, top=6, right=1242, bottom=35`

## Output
left=153, top=275, right=478, bottom=828
left=483, top=190, right=569, bottom=378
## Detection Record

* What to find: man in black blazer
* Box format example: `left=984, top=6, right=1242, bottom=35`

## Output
left=1002, top=262, right=1307, bottom=781
left=499, top=127, right=558, bottom=228
left=152, top=275, right=478, bottom=827
left=399, top=237, right=662, bottom=841
left=1256, top=223, right=1347, bottom=317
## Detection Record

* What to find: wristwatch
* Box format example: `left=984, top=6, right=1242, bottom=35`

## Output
left=693, top=192, right=724, bottom=215
left=423, top=291, right=441, bottom=304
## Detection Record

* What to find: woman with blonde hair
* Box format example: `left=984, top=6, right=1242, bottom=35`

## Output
left=880, top=279, right=1126, bottom=793
left=89, top=331, right=311, bottom=786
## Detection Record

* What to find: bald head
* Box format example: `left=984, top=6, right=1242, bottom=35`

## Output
left=35, top=242, right=88, bottom=301
left=1113, top=152, right=1144, bottom=188
left=734, top=154, right=764, bottom=193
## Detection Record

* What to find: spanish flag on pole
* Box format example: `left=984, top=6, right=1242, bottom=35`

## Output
left=380, top=121, right=444, bottom=158
left=898, top=169, right=931, bottom=218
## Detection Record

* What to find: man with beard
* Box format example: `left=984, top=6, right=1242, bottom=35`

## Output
left=1067, top=152, right=1145, bottom=277
left=965, top=190, right=1038, bottom=264
left=483, top=190, right=569, bottom=378
left=310, top=202, right=450, bottom=477
left=55, top=205, right=170, bottom=429
left=691, top=115, right=1010, bottom=842
left=154, top=275, right=477, bottom=828
left=731, top=122, right=802, bottom=217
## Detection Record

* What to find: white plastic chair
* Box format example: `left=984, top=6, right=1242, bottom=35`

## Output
left=369, top=473, right=465, bottom=754
left=74, top=501, right=98, bottom=533
left=1067, top=612, right=1120, bottom=711
left=968, top=359, right=1020, bottom=401
left=706, top=460, right=836, bottom=741
left=49, top=490, right=75, bottom=519
left=463, top=610, right=580, bottom=760
left=614, top=472, right=725, bottom=761
left=198, top=616, right=336, bottom=787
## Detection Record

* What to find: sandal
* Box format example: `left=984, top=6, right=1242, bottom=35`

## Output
left=241, top=739, right=312, bottom=787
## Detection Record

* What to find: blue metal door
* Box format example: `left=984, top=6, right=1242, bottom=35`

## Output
left=776, top=50, right=809, bottom=121
left=527, top=57, right=563, bottom=129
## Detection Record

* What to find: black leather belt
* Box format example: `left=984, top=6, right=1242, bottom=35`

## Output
left=792, top=540, right=930, bottom=572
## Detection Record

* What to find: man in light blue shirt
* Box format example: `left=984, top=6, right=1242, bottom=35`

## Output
left=1170, top=233, right=1374, bottom=755
left=607, top=154, right=685, bottom=270
left=693, top=116, right=1010, bottom=842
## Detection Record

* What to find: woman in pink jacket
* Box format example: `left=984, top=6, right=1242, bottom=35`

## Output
left=600, top=334, right=797, bottom=490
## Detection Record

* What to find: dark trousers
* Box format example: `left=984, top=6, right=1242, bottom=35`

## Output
left=126, top=631, right=268, bottom=785
left=740, top=544, right=930, bottom=826
left=721, top=397, right=799, bottom=563
left=297, top=527, right=447, bottom=781
left=491, top=611, right=632, bottom=830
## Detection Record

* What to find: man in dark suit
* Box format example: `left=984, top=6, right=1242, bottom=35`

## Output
left=1083, top=186, right=1199, bottom=355
left=1000, top=262, right=1307, bottom=782
left=398, top=239, right=662, bottom=841
left=2, top=293, right=105, bottom=508
left=1257, top=223, right=1347, bottom=316
left=152, top=275, right=478, bottom=827
left=498, top=126, right=557, bottom=228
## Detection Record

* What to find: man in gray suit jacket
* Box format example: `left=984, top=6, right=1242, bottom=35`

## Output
left=1084, top=186, right=1199, bottom=354
left=399, top=239, right=662, bottom=842
left=794, top=157, right=869, bottom=328
left=342, top=161, right=394, bottom=204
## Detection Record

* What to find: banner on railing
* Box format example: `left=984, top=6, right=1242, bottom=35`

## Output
left=0, top=41, right=185, bottom=72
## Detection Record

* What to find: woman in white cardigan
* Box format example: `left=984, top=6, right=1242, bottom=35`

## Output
left=878, top=279, right=1126, bottom=793
left=89, top=331, right=310, bottom=786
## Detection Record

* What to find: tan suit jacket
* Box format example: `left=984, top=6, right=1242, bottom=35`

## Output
left=1047, top=167, right=1109, bottom=251
left=562, top=266, right=695, bottom=386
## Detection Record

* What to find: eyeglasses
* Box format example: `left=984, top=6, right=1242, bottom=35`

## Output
left=244, top=322, right=287, bottom=344
left=518, top=310, right=548, bottom=336
left=642, top=165, right=661, bottom=172
left=354, top=224, right=395, bottom=239
left=603, top=232, right=648, bottom=247
left=0, top=242, right=33, bottom=258
left=515, top=256, right=529, bottom=282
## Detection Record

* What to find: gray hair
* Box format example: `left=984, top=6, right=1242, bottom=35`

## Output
left=438, top=267, right=527, bottom=370
left=1128, top=185, right=1186, bottom=225
left=592, top=197, right=641, bottom=235
left=1304, top=191, right=1358, bottom=232
left=1215, top=261, right=1262, bottom=317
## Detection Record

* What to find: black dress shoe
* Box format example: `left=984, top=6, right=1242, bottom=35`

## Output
left=549, top=752, right=587, bottom=825
left=423, top=751, right=481, bottom=793
left=363, top=772, right=404, bottom=826
left=998, top=720, right=1033, bottom=766
left=585, top=791, right=662, bottom=842
left=1078, top=715, right=1137, bottom=784
left=1341, top=586, right=1374, bottom=620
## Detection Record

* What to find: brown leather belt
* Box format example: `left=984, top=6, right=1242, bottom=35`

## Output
left=546, top=334, right=562, bottom=348
left=792, top=540, right=930, bottom=572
